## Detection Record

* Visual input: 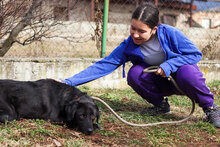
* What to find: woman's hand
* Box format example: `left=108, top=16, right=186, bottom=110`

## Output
left=155, top=67, right=166, bottom=77
left=53, top=79, right=62, bottom=82
left=53, top=79, right=67, bottom=84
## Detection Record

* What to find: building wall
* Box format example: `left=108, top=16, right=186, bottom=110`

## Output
left=193, top=11, right=220, bottom=28
left=44, top=0, right=190, bottom=27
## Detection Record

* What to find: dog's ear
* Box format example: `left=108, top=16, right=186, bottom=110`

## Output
left=95, top=105, right=100, bottom=124
left=65, top=99, right=79, bottom=122
left=93, top=106, right=101, bottom=131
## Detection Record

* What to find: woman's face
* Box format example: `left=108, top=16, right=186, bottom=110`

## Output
left=130, top=19, right=157, bottom=45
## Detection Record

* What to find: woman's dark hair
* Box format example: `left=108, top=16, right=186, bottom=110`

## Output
left=132, top=2, right=159, bottom=29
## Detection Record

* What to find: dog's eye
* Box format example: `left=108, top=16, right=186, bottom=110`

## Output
left=79, top=115, right=84, bottom=119
left=91, top=115, right=95, bottom=120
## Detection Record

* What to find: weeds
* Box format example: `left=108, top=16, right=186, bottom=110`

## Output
left=100, top=130, right=119, bottom=137
left=0, top=81, right=219, bottom=146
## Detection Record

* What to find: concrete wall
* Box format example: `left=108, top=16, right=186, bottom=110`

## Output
left=0, top=57, right=219, bottom=89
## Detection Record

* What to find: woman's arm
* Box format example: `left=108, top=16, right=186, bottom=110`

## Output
left=158, top=25, right=202, bottom=77
left=62, top=37, right=130, bottom=86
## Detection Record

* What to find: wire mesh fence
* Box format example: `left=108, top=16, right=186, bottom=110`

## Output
left=1, top=0, right=220, bottom=60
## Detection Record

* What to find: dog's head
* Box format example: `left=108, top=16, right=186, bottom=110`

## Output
left=64, top=92, right=100, bottom=135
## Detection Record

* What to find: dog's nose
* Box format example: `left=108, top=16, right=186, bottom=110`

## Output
left=86, top=128, right=93, bottom=135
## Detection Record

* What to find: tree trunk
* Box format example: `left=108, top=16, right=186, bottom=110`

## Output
left=0, top=0, right=39, bottom=57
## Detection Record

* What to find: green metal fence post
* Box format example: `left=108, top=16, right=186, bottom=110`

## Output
left=101, top=0, right=109, bottom=58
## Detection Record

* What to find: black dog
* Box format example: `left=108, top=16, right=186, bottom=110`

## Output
left=0, top=79, right=100, bottom=135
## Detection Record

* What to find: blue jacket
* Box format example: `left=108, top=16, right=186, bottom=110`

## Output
left=63, top=24, right=202, bottom=86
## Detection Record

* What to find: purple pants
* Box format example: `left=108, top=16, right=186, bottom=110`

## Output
left=127, top=64, right=214, bottom=108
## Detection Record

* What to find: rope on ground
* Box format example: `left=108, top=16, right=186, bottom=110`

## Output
left=92, top=66, right=195, bottom=127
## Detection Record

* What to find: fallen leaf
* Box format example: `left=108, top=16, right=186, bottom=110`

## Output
left=53, top=139, right=62, bottom=147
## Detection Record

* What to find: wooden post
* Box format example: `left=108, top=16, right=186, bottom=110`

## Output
left=154, top=0, right=158, bottom=6
left=90, top=0, right=95, bottom=21
left=136, top=0, right=139, bottom=8
left=189, top=0, right=194, bottom=27
left=68, top=0, right=72, bottom=21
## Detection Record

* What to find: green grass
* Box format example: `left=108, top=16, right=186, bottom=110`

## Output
left=79, top=80, right=220, bottom=146
left=0, top=80, right=219, bottom=146
left=99, top=129, right=120, bottom=137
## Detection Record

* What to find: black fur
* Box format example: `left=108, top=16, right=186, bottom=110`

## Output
left=0, top=79, right=100, bottom=135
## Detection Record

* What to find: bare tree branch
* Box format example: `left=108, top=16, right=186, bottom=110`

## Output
left=0, top=0, right=93, bottom=57
left=0, top=0, right=40, bottom=56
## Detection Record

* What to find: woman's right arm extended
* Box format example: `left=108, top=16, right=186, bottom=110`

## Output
left=62, top=37, right=131, bottom=86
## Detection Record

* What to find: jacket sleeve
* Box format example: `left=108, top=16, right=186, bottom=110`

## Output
left=62, top=37, right=129, bottom=86
left=158, top=26, right=202, bottom=77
